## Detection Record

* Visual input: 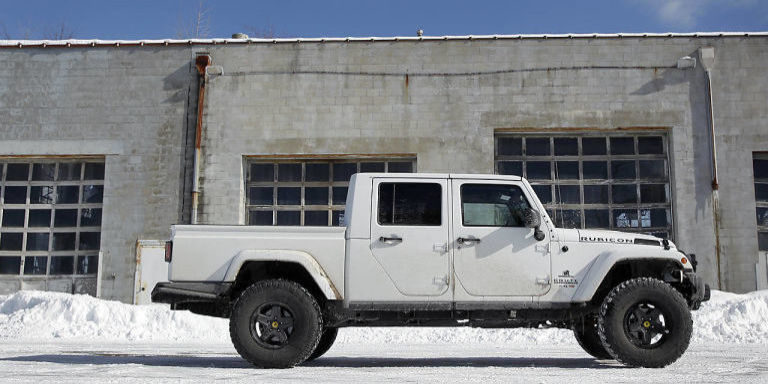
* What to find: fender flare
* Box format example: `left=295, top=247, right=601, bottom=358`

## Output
left=222, top=249, right=340, bottom=300
left=571, top=252, right=685, bottom=303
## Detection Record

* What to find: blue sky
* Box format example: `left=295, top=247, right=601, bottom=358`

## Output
left=1, top=0, right=767, bottom=40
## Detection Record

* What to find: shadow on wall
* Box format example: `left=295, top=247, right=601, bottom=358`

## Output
left=630, top=50, right=716, bottom=285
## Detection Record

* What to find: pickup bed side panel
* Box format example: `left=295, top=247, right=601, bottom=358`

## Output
left=169, top=225, right=346, bottom=298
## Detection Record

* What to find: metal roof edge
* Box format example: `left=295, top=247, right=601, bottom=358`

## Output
left=2, top=32, right=767, bottom=49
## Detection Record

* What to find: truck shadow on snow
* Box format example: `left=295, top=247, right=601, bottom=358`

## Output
left=2, top=354, right=623, bottom=369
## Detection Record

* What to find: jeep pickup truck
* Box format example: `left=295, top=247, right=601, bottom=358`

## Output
left=153, top=173, right=710, bottom=368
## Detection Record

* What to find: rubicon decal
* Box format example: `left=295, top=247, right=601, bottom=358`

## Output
left=579, top=236, right=633, bottom=244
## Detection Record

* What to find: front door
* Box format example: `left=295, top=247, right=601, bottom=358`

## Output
left=369, top=178, right=451, bottom=296
left=451, top=179, right=551, bottom=297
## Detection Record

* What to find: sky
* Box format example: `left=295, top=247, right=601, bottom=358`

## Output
left=0, top=0, right=767, bottom=40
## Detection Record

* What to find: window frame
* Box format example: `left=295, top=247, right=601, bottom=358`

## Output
left=754, top=153, right=768, bottom=251
left=0, top=159, right=104, bottom=282
left=494, top=132, right=673, bottom=239
left=376, top=181, right=443, bottom=227
left=459, top=183, right=532, bottom=228
left=244, top=157, right=416, bottom=226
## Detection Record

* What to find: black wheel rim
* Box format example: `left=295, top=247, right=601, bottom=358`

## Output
left=250, top=302, right=295, bottom=349
left=622, top=302, right=671, bottom=349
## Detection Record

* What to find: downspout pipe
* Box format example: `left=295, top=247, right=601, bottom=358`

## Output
left=192, top=54, right=212, bottom=224
left=699, top=47, right=723, bottom=289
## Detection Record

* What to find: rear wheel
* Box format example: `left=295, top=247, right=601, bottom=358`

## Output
left=573, top=315, right=612, bottom=359
left=229, top=279, right=323, bottom=368
left=598, top=277, right=692, bottom=368
left=306, top=327, right=339, bottom=361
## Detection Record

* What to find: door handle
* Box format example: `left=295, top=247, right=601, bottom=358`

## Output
left=379, top=236, right=403, bottom=243
left=457, top=237, right=481, bottom=245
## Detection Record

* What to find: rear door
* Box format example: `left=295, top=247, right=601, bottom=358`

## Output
left=451, top=178, right=551, bottom=297
left=369, top=177, right=451, bottom=296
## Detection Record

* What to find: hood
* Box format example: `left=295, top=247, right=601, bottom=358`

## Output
left=557, top=228, right=672, bottom=248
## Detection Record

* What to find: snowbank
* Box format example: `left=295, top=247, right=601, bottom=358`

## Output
left=1, top=289, right=766, bottom=344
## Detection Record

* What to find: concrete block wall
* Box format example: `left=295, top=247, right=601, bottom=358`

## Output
left=0, top=46, right=197, bottom=302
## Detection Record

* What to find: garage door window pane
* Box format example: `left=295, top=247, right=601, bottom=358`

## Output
left=305, top=187, right=329, bottom=205
left=24, top=256, right=47, bottom=275
left=639, top=160, right=666, bottom=179
left=610, top=137, right=635, bottom=155
left=305, top=163, right=330, bottom=181
left=498, top=138, right=522, bottom=156
left=526, top=138, right=550, bottom=156
left=32, top=164, right=56, bottom=181
left=583, top=161, right=607, bottom=179
left=250, top=164, right=274, bottom=182
left=583, top=185, right=609, bottom=204
left=556, top=210, right=581, bottom=228
left=612, top=161, right=636, bottom=179
left=53, top=233, right=76, bottom=251
left=526, top=162, right=551, bottom=180
left=0, top=257, right=21, bottom=274
left=532, top=185, right=552, bottom=204
left=360, top=162, right=385, bottom=173
left=249, top=187, right=273, bottom=205
left=6, top=164, right=29, bottom=181
left=0, top=233, right=23, bottom=251
left=388, top=162, right=413, bottom=173
left=638, top=137, right=664, bottom=154
left=584, top=209, right=609, bottom=228
left=277, top=164, right=302, bottom=182
left=640, top=184, right=667, bottom=203
left=57, top=163, right=81, bottom=181
left=77, top=255, right=98, bottom=275
left=498, top=161, right=522, bottom=176
left=276, top=211, right=301, bottom=226
left=582, top=138, right=607, bottom=155
left=555, top=161, right=579, bottom=179
left=304, top=211, right=328, bottom=226
left=28, top=210, right=51, bottom=227
left=554, top=138, right=578, bottom=156
left=50, top=256, right=74, bottom=275
left=249, top=211, right=273, bottom=225
left=2, top=209, right=25, bottom=227
left=56, top=186, right=79, bottom=204
left=26, top=233, right=49, bottom=251
left=277, top=187, right=301, bottom=205
left=54, top=209, right=78, bottom=227
left=555, top=185, right=580, bottom=204
left=30, top=186, right=53, bottom=204
left=333, top=163, right=357, bottom=181
left=4, top=186, right=27, bottom=204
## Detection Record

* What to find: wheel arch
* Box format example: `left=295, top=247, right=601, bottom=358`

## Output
left=225, top=250, right=340, bottom=303
left=573, top=255, right=684, bottom=305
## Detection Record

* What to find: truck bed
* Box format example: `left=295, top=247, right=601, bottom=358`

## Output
left=169, top=225, right=347, bottom=289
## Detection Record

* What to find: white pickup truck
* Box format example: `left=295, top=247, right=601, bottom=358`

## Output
left=153, top=173, right=709, bottom=369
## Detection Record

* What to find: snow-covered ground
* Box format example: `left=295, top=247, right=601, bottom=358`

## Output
left=1, top=290, right=767, bottom=383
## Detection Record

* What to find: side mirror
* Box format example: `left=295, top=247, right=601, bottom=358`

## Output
left=522, top=208, right=546, bottom=241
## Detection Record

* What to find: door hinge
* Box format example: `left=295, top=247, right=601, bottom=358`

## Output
left=433, top=243, right=448, bottom=254
left=536, top=276, right=550, bottom=285
left=433, top=275, right=450, bottom=286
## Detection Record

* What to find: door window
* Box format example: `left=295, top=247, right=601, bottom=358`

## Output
left=460, top=184, right=531, bottom=227
left=377, top=183, right=441, bottom=226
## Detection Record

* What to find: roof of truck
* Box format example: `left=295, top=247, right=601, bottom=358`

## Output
left=354, top=172, right=522, bottom=181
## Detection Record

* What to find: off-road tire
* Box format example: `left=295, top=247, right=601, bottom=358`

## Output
left=229, top=279, right=323, bottom=368
left=573, top=315, right=612, bottom=359
left=598, top=277, right=693, bottom=368
left=306, top=327, right=339, bottom=361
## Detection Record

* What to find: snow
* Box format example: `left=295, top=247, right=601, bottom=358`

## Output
left=1, top=290, right=767, bottom=383
left=2, top=289, right=767, bottom=344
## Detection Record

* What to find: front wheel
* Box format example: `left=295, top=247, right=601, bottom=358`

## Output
left=573, top=315, right=612, bottom=359
left=598, top=277, right=693, bottom=368
left=305, top=327, right=339, bottom=361
left=229, top=279, right=323, bottom=368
